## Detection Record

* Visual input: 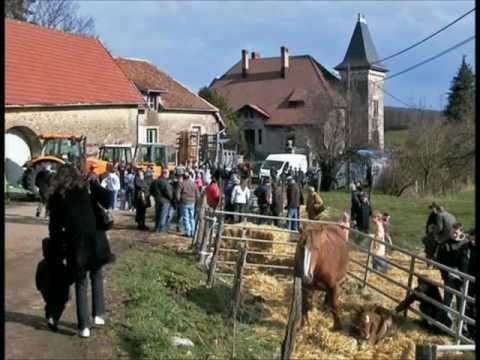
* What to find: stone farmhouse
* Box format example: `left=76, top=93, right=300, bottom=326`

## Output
left=5, top=18, right=144, bottom=183
left=210, top=15, right=388, bottom=160
left=115, top=58, right=224, bottom=147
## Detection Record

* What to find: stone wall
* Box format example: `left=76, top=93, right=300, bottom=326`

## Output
left=138, top=110, right=220, bottom=145
left=5, top=105, right=138, bottom=155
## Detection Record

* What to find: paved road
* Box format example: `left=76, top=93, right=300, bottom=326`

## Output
left=5, top=203, right=130, bottom=359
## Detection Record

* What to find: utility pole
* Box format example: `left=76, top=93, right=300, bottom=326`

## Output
left=346, top=64, right=352, bottom=190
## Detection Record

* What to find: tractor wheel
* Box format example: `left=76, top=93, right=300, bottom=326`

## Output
left=22, top=160, right=60, bottom=195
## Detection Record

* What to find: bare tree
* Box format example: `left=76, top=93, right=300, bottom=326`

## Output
left=27, top=0, right=96, bottom=36
left=381, top=145, right=416, bottom=197
left=382, top=108, right=474, bottom=196
left=5, top=0, right=34, bottom=20
left=295, top=85, right=351, bottom=190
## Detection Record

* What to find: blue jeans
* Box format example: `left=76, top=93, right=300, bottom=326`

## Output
left=108, top=190, right=118, bottom=210
left=156, top=202, right=172, bottom=233
left=125, top=188, right=134, bottom=210
left=287, top=207, right=299, bottom=231
left=181, top=203, right=195, bottom=237
left=373, top=256, right=390, bottom=271
left=75, top=266, right=104, bottom=330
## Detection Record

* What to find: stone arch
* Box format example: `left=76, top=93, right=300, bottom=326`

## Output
left=5, top=126, right=41, bottom=186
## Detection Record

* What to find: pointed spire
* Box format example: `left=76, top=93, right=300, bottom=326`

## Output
left=335, top=14, right=388, bottom=73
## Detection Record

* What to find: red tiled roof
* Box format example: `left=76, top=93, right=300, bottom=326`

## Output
left=5, top=19, right=144, bottom=106
left=210, top=55, right=345, bottom=126
left=115, top=58, right=218, bottom=112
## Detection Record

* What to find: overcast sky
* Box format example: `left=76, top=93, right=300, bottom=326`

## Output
left=78, top=1, right=475, bottom=110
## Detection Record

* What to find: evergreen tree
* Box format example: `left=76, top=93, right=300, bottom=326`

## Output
left=444, top=55, right=475, bottom=123
left=198, top=87, right=246, bottom=151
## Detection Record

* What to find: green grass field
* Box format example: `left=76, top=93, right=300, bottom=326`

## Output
left=111, top=245, right=281, bottom=359
left=384, top=129, right=409, bottom=146
left=319, top=190, right=475, bottom=251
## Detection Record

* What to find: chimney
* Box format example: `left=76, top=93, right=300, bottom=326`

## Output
left=251, top=51, right=261, bottom=59
left=242, top=49, right=249, bottom=77
left=281, top=46, right=289, bottom=78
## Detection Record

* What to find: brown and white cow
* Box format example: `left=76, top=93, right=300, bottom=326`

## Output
left=294, top=212, right=350, bottom=330
left=356, top=304, right=395, bottom=345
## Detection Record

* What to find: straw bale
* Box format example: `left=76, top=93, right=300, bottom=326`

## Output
left=223, top=222, right=298, bottom=256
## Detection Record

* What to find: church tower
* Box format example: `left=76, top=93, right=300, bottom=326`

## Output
left=335, top=14, right=388, bottom=151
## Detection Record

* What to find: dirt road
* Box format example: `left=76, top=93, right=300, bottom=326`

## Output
left=5, top=203, right=141, bottom=359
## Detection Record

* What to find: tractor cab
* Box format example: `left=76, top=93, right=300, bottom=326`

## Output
left=22, top=134, right=87, bottom=194
left=98, top=145, right=133, bottom=165
left=134, top=144, right=176, bottom=178
left=41, top=136, right=84, bottom=164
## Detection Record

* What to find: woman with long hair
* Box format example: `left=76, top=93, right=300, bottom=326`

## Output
left=48, top=163, right=113, bottom=338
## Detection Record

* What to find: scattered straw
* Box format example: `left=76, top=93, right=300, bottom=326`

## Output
left=223, top=223, right=458, bottom=359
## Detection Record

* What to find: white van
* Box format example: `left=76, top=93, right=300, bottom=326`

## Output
left=259, top=153, right=308, bottom=178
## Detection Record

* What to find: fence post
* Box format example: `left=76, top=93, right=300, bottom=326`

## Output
left=231, top=242, right=247, bottom=360
left=198, top=208, right=210, bottom=252
left=404, top=256, right=416, bottom=317
left=455, top=279, right=469, bottom=344
left=231, top=243, right=248, bottom=318
left=415, top=344, right=437, bottom=360
left=193, top=192, right=207, bottom=250
left=207, top=217, right=225, bottom=287
left=198, top=214, right=214, bottom=267
left=362, top=235, right=374, bottom=289
left=281, top=275, right=303, bottom=360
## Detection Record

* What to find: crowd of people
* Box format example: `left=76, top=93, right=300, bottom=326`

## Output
left=31, top=158, right=475, bottom=340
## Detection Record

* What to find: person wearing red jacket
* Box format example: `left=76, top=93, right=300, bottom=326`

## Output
left=205, top=177, right=221, bottom=210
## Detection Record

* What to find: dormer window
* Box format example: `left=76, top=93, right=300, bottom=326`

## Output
left=288, top=100, right=305, bottom=108
left=147, top=94, right=158, bottom=111
left=287, top=88, right=306, bottom=108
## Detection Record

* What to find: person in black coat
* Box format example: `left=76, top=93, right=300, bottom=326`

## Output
left=48, top=164, right=114, bottom=338
left=271, top=181, right=284, bottom=227
left=134, top=168, right=150, bottom=230
left=395, top=276, right=450, bottom=333
left=254, top=177, right=272, bottom=224
left=286, top=177, right=302, bottom=231
left=352, top=192, right=372, bottom=249
left=35, top=165, right=54, bottom=217
left=425, top=202, right=439, bottom=235
left=150, top=169, right=174, bottom=233
left=35, top=237, right=71, bottom=331
left=435, top=223, right=470, bottom=328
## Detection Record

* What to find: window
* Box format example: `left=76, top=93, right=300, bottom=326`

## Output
left=258, top=129, right=262, bottom=145
left=191, top=126, right=202, bottom=135
left=373, top=100, right=379, bottom=118
left=146, top=128, right=158, bottom=143
left=147, top=94, right=158, bottom=111
left=288, top=100, right=305, bottom=108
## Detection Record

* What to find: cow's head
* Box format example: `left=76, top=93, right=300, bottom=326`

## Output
left=360, top=312, right=371, bottom=340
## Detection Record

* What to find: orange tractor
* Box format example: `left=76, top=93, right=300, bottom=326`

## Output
left=22, top=134, right=88, bottom=194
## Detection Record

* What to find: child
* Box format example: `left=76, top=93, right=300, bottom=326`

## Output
left=35, top=237, right=71, bottom=331
left=371, top=212, right=390, bottom=272
left=382, top=212, right=393, bottom=254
